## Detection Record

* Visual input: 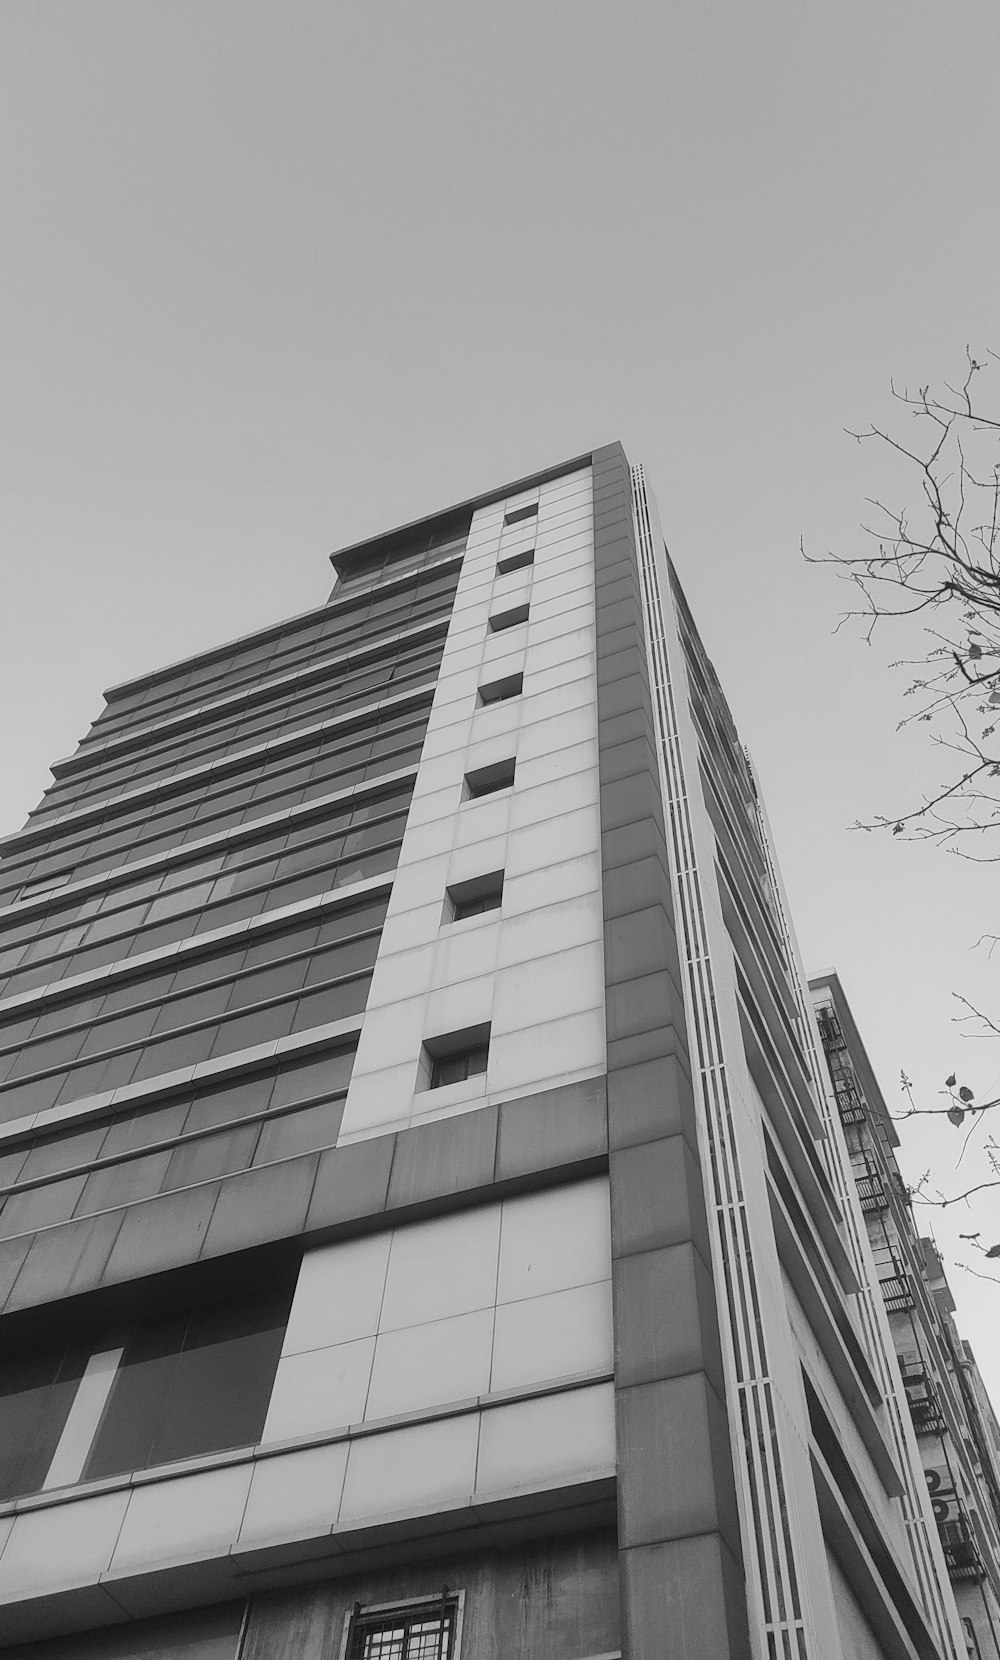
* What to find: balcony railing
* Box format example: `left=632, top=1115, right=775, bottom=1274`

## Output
left=939, top=1515, right=984, bottom=1582
left=855, top=1172, right=888, bottom=1213
left=879, top=1272, right=915, bottom=1313
left=834, top=1085, right=866, bottom=1125
left=900, top=1361, right=947, bottom=1435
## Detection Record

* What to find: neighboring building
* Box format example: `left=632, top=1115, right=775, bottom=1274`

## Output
left=0, top=444, right=987, bottom=1659
left=812, top=973, right=1000, bottom=1660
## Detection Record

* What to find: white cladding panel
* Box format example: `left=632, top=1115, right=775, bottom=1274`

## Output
left=0, top=1182, right=614, bottom=1603
left=339, top=467, right=604, bottom=1143
left=264, top=1175, right=613, bottom=1440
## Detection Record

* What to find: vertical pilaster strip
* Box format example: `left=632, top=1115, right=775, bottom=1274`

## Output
left=592, top=443, right=751, bottom=1660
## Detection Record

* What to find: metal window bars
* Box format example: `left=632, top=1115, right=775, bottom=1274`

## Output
left=348, top=1591, right=456, bottom=1660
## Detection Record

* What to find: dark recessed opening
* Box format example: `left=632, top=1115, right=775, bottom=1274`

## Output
left=488, top=603, right=529, bottom=634
left=447, top=871, right=504, bottom=922
left=504, top=503, right=539, bottom=526
left=497, top=549, right=535, bottom=576
left=478, top=672, right=523, bottom=707
left=463, top=758, right=515, bottom=800
left=423, top=1024, right=491, bottom=1090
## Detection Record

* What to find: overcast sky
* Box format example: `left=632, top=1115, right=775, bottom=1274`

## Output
left=3, top=1, right=1000, bottom=1390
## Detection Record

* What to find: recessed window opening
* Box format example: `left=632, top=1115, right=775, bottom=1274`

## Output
left=0, top=1272, right=294, bottom=1501
left=503, top=503, right=538, bottom=526
left=462, top=758, right=515, bottom=800
left=347, top=1592, right=461, bottom=1660
left=446, top=871, right=503, bottom=922
left=477, top=672, right=523, bottom=707
left=488, top=603, right=529, bottom=634
left=424, top=1026, right=490, bottom=1091
left=496, top=548, right=534, bottom=576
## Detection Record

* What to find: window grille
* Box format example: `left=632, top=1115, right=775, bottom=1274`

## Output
left=347, top=1593, right=458, bottom=1660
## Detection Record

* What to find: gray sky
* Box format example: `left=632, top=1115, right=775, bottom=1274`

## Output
left=4, top=1, right=1000, bottom=1388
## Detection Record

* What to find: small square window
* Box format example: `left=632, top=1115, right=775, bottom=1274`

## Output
left=422, top=1025, right=490, bottom=1092
left=488, top=603, right=529, bottom=634
left=496, top=549, right=534, bottom=576
left=430, top=1048, right=487, bottom=1088
left=463, top=758, right=515, bottom=799
left=477, top=672, right=523, bottom=707
left=503, top=503, right=538, bottom=526
left=346, top=1594, right=460, bottom=1660
left=447, top=872, right=503, bottom=922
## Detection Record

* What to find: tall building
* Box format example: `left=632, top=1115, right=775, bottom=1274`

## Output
left=812, top=973, right=1000, bottom=1660
left=0, top=443, right=991, bottom=1660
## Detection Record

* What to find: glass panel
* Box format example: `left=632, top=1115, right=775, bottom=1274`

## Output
left=7, top=1029, right=87, bottom=1078
left=210, top=1002, right=296, bottom=1058
left=317, top=899, right=389, bottom=943
left=78, top=1007, right=159, bottom=1059
left=183, top=1071, right=276, bottom=1134
left=87, top=1288, right=290, bottom=1480
left=290, top=976, right=370, bottom=1031
left=100, top=971, right=177, bottom=1016
left=75, top=1151, right=174, bottom=1216
left=100, top=1099, right=192, bottom=1157
left=152, top=1288, right=290, bottom=1464
left=0, top=1173, right=88, bottom=1240
left=0, top=1072, right=67, bottom=1123
left=303, top=934, right=380, bottom=984
left=170, top=946, right=248, bottom=992
left=130, top=1025, right=218, bottom=1082
left=19, top=1126, right=108, bottom=1181
left=0, top=1344, right=86, bottom=1500
left=242, top=920, right=319, bottom=968
left=160, top=1123, right=259, bottom=1191
left=253, top=1099, right=344, bottom=1165
left=84, top=1312, right=189, bottom=1478
left=226, top=957, right=309, bottom=1011
left=150, top=983, right=234, bottom=1035
left=270, top=1047, right=355, bottom=1107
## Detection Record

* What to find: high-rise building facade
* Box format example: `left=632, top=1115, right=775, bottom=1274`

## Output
left=812, top=974, right=1000, bottom=1660
left=0, top=444, right=991, bottom=1660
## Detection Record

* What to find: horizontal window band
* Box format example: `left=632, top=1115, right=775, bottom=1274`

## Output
left=43, top=649, right=442, bottom=823
left=0, top=917, right=383, bottom=1064
left=0, top=969, right=372, bottom=1124
left=1, top=679, right=437, bottom=854
left=0, top=1014, right=366, bottom=1146
left=0, top=1074, right=353, bottom=1203
left=55, top=606, right=455, bottom=778
left=0, top=1366, right=615, bottom=1520
left=0, top=871, right=392, bottom=1018
left=0, top=767, right=417, bottom=930
left=0, top=822, right=403, bottom=1002
left=41, top=668, right=435, bottom=824
left=23, top=678, right=435, bottom=839
left=101, top=549, right=464, bottom=705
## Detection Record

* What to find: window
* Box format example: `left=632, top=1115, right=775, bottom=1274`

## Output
left=477, top=672, right=523, bottom=707
left=487, top=603, right=529, bottom=634
left=0, top=1276, right=294, bottom=1499
left=462, top=758, right=515, bottom=800
left=426, top=1027, right=490, bottom=1090
left=346, top=1593, right=460, bottom=1660
left=447, top=872, right=503, bottom=922
left=496, top=548, right=534, bottom=576
left=503, top=503, right=538, bottom=526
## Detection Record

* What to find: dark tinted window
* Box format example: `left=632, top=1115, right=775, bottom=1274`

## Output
left=85, top=1284, right=291, bottom=1480
left=0, top=1343, right=87, bottom=1500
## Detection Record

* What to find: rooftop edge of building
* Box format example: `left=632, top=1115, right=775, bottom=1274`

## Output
left=98, top=447, right=601, bottom=708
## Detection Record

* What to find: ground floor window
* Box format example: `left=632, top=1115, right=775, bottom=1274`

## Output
left=345, top=1592, right=460, bottom=1660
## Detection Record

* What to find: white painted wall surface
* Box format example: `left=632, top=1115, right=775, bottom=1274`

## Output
left=339, top=467, right=605, bottom=1143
